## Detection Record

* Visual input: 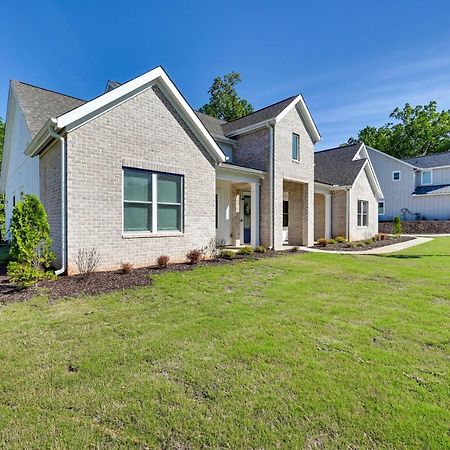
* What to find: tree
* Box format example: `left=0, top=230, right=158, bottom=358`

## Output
left=199, top=72, right=254, bottom=121
left=346, top=102, right=450, bottom=159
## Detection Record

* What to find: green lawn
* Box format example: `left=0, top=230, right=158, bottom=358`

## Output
left=0, top=239, right=449, bottom=448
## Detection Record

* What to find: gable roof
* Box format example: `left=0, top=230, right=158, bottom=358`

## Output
left=195, top=111, right=228, bottom=139
left=403, top=150, right=450, bottom=168
left=24, top=66, right=226, bottom=163
left=11, top=80, right=86, bottom=138
left=314, top=143, right=366, bottom=186
left=413, top=183, right=450, bottom=196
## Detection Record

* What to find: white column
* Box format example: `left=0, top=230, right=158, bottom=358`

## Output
left=250, top=182, right=260, bottom=247
left=325, top=193, right=332, bottom=239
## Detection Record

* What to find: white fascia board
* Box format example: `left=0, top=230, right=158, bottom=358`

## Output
left=25, top=118, right=56, bottom=156
left=352, top=142, right=367, bottom=160
left=216, top=164, right=265, bottom=182
left=26, top=67, right=226, bottom=163
left=225, top=119, right=275, bottom=137
left=275, top=95, right=321, bottom=143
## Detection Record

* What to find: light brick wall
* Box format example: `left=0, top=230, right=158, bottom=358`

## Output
left=63, top=85, right=216, bottom=273
left=331, top=190, right=347, bottom=238
left=349, top=168, right=379, bottom=240
left=274, top=107, right=315, bottom=248
left=39, top=141, right=62, bottom=267
left=314, top=193, right=325, bottom=240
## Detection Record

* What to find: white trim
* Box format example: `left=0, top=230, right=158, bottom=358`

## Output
left=357, top=199, right=369, bottom=228
left=25, top=67, right=226, bottom=163
left=420, top=169, right=433, bottom=186
left=378, top=200, right=385, bottom=216
left=392, top=170, right=401, bottom=181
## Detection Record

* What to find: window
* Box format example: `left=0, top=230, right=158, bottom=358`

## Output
left=378, top=201, right=385, bottom=215
left=123, top=168, right=183, bottom=233
left=292, top=133, right=300, bottom=160
left=357, top=200, right=369, bottom=227
left=283, top=200, right=289, bottom=227
left=392, top=171, right=401, bottom=181
left=421, top=170, right=432, bottom=185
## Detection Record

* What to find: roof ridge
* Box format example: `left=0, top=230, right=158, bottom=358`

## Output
left=12, top=80, right=87, bottom=102
left=223, top=94, right=298, bottom=126
left=315, top=142, right=362, bottom=154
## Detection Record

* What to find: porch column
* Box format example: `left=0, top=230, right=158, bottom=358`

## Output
left=250, top=181, right=260, bottom=247
left=325, top=193, right=332, bottom=239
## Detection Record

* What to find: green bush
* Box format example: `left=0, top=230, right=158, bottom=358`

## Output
left=7, top=261, right=56, bottom=287
left=335, top=236, right=346, bottom=243
left=219, top=250, right=235, bottom=260
left=364, top=238, right=373, bottom=245
left=237, top=246, right=253, bottom=256
left=254, top=245, right=267, bottom=253
left=345, top=242, right=357, bottom=248
left=317, top=238, right=328, bottom=247
left=9, top=195, right=54, bottom=268
left=328, top=239, right=337, bottom=245
left=393, top=216, right=402, bottom=235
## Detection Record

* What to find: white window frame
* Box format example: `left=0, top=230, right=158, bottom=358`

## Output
left=357, top=200, right=369, bottom=227
left=392, top=171, right=401, bottom=181
left=421, top=170, right=433, bottom=186
left=122, top=168, right=184, bottom=235
left=378, top=200, right=385, bottom=216
left=292, top=133, right=300, bottom=161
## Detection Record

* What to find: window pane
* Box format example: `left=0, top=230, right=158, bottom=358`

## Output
left=358, top=201, right=362, bottom=214
left=422, top=171, right=432, bottom=184
left=158, top=174, right=181, bottom=203
left=363, top=201, right=368, bottom=214
left=124, top=203, right=152, bottom=232
left=124, top=170, right=151, bottom=202
left=158, top=204, right=181, bottom=231
left=378, top=202, right=384, bottom=214
left=292, top=134, right=299, bottom=159
left=393, top=171, right=400, bottom=180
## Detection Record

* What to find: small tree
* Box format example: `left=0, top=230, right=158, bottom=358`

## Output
left=9, top=195, right=54, bottom=268
left=392, top=216, right=402, bottom=235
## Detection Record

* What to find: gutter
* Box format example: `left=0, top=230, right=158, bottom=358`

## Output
left=267, top=123, right=275, bottom=249
left=47, top=120, right=67, bottom=276
left=346, top=187, right=350, bottom=241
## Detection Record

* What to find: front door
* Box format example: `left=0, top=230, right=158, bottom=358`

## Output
left=243, top=195, right=251, bottom=244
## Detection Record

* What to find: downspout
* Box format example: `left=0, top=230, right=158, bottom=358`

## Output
left=267, top=124, right=275, bottom=249
left=47, top=123, right=66, bottom=275
left=346, top=187, right=350, bottom=241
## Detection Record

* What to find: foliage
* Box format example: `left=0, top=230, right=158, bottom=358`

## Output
left=199, top=72, right=254, bottom=121
left=120, top=262, right=133, bottom=274
left=317, top=238, right=328, bottom=247
left=219, top=249, right=235, bottom=260
left=203, top=237, right=225, bottom=258
left=156, top=255, right=170, bottom=269
left=393, top=216, right=402, bottom=235
left=75, top=247, right=101, bottom=275
left=346, top=101, right=450, bottom=158
left=254, top=245, right=267, bottom=253
left=289, top=246, right=299, bottom=253
left=7, top=261, right=56, bottom=287
left=335, top=236, right=346, bottom=243
left=186, top=249, right=203, bottom=265
left=9, top=195, right=54, bottom=269
left=328, top=239, right=337, bottom=245
left=237, top=246, right=253, bottom=256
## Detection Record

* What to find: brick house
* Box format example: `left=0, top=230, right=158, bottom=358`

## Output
left=0, top=66, right=382, bottom=273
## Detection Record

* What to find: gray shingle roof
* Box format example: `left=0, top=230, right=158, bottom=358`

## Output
left=221, top=95, right=297, bottom=136
left=403, top=151, right=450, bottom=168
left=413, top=184, right=450, bottom=195
left=11, top=80, right=86, bottom=138
left=314, top=143, right=366, bottom=186
left=195, top=111, right=228, bottom=139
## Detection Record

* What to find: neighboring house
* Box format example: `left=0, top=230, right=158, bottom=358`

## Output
left=314, top=143, right=383, bottom=241
left=367, top=147, right=450, bottom=221
left=0, top=66, right=381, bottom=273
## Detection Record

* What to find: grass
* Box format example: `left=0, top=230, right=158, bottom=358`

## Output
left=0, top=239, right=449, bottom=448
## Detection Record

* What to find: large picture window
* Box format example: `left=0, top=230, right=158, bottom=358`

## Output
left=357, top=200, right=369, bottom=227
left=123, top=168, right=183, bottom=233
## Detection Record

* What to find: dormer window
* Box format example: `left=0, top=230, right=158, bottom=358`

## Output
left=421, top=170, right=432, bottom=185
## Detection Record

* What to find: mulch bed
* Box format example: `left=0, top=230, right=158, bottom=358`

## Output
left=0, top=249, right=303, bottom=304
left=313, top=235, right=414, bottom=252
left=379, top=220, right=450, bottom=235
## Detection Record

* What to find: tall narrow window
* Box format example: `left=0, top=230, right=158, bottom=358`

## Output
left=283, top=200, right=289, bottom=227
left=123, top=168, right=183, bottom=233
left=357, top=200, right=369, bottom=227
left=292, top=133, right=300, bottom=160
left=421, top=170, right=432, bottom=185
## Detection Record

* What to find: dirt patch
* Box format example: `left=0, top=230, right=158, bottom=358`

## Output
left=0, top=249, right=304, bottom=304
left=313, top=236, right=414, bottom=252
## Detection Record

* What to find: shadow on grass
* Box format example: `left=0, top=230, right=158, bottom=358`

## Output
left=374, top=254, right=450, bottom=259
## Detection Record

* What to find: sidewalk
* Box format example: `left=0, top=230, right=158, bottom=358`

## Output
left=299, top=237, right=433, bottom=255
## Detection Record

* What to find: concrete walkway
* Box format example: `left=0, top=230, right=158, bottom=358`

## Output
left=299, top=237, right=433, bottom=255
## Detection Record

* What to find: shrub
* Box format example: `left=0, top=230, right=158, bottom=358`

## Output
left=364, top=238, right=373, bottom=245
left=120, top=262, right=133, bottom=274
left=393, top=216, right=402, bottom=235
left=186, top=249, right=203, bottom=265
left=7, top=261, right=56, bottom=287
left=328, top=239, right=337, bottom=245
left=75, top=247, right=101, bottom=275
left=9, top=194, right=54, bottom=269
left=237, top=246, right=253, bottom=256
left=380, top=233, right=388, bottom=241
left=156, top=255, right=170, bottom=268
left=254, top=245, right=267, bottom=253
left=219, top=249, right=235, bottom=260
left=356, top=241, right=365, bottom=247
left=317, top=238, right=328, bottom=247
left=335, top=236, right=346, bottom=243
left=204, top=237, right=225, bottom=258
left=345, top=242, right=356, bottom=248
left=290, top=246, right=299, bottom=252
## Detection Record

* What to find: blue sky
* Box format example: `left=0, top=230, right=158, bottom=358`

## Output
left=2, top=0, right=450, bottom=149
